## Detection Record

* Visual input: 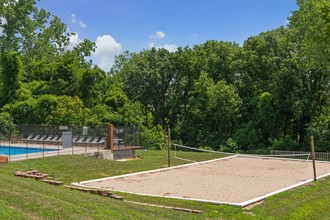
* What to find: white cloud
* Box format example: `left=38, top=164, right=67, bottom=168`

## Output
left=149, top=31, right=166, bottom=41
left=149, top=42, right=155, bottom=48
left=91, top=35, right=122, bottom=71
left=67, top=32, right=82, bottom=50
left=71, top=14, right=76, bottom=24
left=70, top=14, right=86, bottom=28
left=0, top=17, right=7, bottom=36
left=155, top=31, right=166, bottom=39
left=3, top=0, right=18, bottom=7
left=157, top=44, right=178, bottom=52
left=79, top=21, right=87, bottom=28
left=149, top=31, right=168, bottom=49
left=148, top=31, right=177, bottom=52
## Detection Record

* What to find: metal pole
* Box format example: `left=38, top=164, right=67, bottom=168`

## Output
left=168, top=128, right=171, bottom=167
left=85, top=135, right=87, bottom=153
left=26, top=130, right=28, bottom=160
left=311, top=136, right=317, bottom=181
left=8, top=132, right=11, bottom=162
left=72, top=129, right=74, bottom=155
left=42, top=132, right=45, bottom=158
left=58, top=131, right=60, bottom=156
left=139, top=127, right=142, bottom=147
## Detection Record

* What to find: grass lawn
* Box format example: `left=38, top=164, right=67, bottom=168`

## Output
left=0, top=150, right=329, bottom=219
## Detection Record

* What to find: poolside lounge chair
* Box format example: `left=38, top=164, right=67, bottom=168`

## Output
left=96, top=137, right=105, bottom=145
left=46, top=135, right=58, bottom=143
left=74, top=136, right=85, bottom=144
left=45, top=135, right=56, bottom=143
left=43, top=135, right=54, bottom=142
left=72, top=136, right=79, bottom=142
left=75, top=136, right=94, bottom=145
left=35, top=135, right=48, bottom=143
left=20, top=134, right=34, bottom=142
left=89, top=137, right=100, bottom=145
left=82, top=136, right=94, bottom=144
left=56, top=136, right=62, bottom=143
left=48, top=135, right=61, bottom=144
left=30, top=134, right=43, bottom=142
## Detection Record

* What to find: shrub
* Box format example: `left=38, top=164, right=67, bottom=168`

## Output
left=0, top=112, right=16, bottom=140
left=219, top=138, right=240, bottom=153
left=141, top=125, right=167, bottom=150
left=270, top=135, right=300, bottom=151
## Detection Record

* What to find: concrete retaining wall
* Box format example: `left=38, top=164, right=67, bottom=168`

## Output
left=113, top=148, right=137, bottom=160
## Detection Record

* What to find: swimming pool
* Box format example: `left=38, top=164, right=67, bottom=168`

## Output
left=0, top=146, right=57, bottom=155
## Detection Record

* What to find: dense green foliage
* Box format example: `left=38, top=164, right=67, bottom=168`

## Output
left=1, top=152, right=330, bottom=219
left=0, top=51, right=23, bottom=106
left=0, top=0, right=329, bottom=152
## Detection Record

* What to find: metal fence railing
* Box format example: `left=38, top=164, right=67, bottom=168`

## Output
left=113, top=126, right=142, bottom=149
left=0, top=124, right=142, bottom=162
left=270, top=150, right=330, bottom=161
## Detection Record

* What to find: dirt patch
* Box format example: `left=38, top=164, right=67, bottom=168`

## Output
left=243, top=200, right=264, bottom=210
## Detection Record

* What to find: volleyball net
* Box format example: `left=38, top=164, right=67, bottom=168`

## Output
left=173, top=143, right=312, bottom=163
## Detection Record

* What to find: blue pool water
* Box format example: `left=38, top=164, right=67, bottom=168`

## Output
left=0, top=146, right=57, bottom=155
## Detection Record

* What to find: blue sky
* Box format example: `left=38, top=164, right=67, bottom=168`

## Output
left=37, top=0, right=298, bottom=71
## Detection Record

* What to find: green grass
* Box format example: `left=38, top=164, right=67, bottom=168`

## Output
left=0, top=150, right=329, bottom=219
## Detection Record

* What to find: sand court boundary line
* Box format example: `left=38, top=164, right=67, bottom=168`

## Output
left=239, top=171, right=330, bottom=207
left=73, top=155, right=238, bottom=185
left=72, top=155, right=330, bottom=207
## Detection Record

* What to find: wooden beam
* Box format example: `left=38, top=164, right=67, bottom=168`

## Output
left=311, top=136, right=317, bottom=181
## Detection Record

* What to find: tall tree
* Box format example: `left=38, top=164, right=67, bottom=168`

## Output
left=0, top=0, right=69, bottom=54
left=0, top=51, right=23, bottom=106
left=0, top=0, right=71, bottom=82
left=118, top=48, right=174, bottom=128
left=289, top=0, right=330, bottom=143
left=179, top=72, right=242, bottom=147
left=194, top=40, right=242, bottom=84
left=80, top=66, right=105, bottom=108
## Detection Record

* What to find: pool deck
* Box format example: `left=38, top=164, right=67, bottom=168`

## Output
left=0, top=141, right=106, bottom=161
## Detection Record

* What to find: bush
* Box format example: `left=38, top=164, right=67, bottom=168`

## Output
left=219, top=138, right=240, bottom=153
left=234, top=122, right=261, bottom=151
left=270, top=135, right=300, bottom=151
left=0, top=112, right=16, bottom=140
left=307, top=108, right=330, bottom=151
left=198, top=146, right=213, bottom=151
left=2, top=99, right=37, bottom=124
left=141, top=125, right=167, bottom=150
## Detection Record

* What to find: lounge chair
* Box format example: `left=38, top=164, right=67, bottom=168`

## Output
left=43, top=135, right=54, bottom=142
left=75, top=136, right=94, bottom=145
left=45, top=135, right=56, bottom=143
left=36, top=135, right=48, bottom=142
left=89, top=137, right=100, bottom=145
left=83, top=136, right=94, bottom=144
left=98, top=137, right=105, bottom=145
left=30, top=134, right=43, bottom=142
left=73, top=136, right=79, bottom=142
left=74, top=136, right=85, bottom=144
left=20, top=134, right=34, bottom=142
left=49, top=135, right=61, bottom=144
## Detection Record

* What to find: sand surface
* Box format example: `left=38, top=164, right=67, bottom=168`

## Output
left=83, top=156, right=330, bottom=204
